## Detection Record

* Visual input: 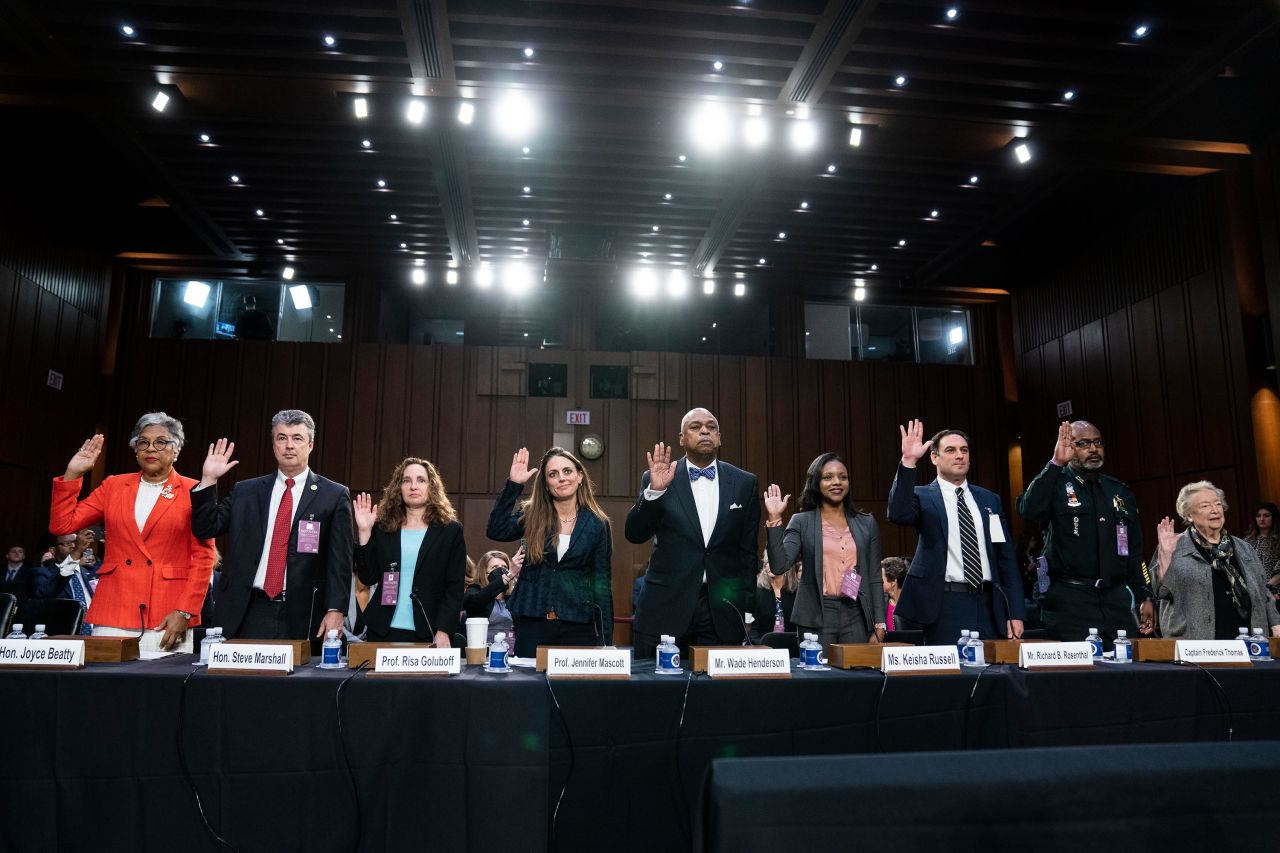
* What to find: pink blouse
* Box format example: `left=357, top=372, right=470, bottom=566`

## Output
left=821, top=518, right=857, bottom=597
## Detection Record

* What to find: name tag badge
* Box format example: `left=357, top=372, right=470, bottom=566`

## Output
left=988, top=512, right=1007, bottom=544
left=297, top=520, right=321, bottom=554
left=1116, top=523, right=1129, bottom=557
left=381, top=571, right=400, bottom=606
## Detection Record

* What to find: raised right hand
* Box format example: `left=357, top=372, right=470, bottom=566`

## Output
left=509, top=447, right=538, bottom=485
left=646, top=442, right=674, bottom=492
left=1052, top=421, right=1074, bottom=466
left=898, top=419, right=932, bottom=467
left=201, top=438, right=239, bottom=485
left=353, top=492, right=378, bottom=536
left=64, top=434, right=104, bottom=480
left=763, top=484, right=791, bottom=522
left=1156, top=516, right=1180, bottom=561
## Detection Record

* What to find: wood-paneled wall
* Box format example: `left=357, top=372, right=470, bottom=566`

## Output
left=101, top=333, right=1009, bottom=638
left=1013, top=176, right=1259, bottom=557
left=0, top=249, right=109, bottom=553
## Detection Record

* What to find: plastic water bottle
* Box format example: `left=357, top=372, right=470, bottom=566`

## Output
left=1085, top=627, right=1103, bottom=661
left=485, top=631, right=512, bottom=673
left=1113, top=629, right=1132, bottom=663
left=1248, top=628, right=1271, bottom=661
left=319, top=628, right=344, bottom=669
left=799, top=633, right=828, bottom=671
left=5, top=623, right=25, bottom=639
left=1236, top=626, right=1250, bottom=646
left=655, top=635, right=681, bottom=675
left=963, top=630, right=985, bottom=667
left=29, top=624, right=48, bottom=640
left=196, top=627, right=223, bottom=665
left=956, top=629, right=971, bottom=661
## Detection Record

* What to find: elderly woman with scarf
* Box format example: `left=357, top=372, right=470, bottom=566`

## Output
left=1152, top=480, right=1280, bottom=640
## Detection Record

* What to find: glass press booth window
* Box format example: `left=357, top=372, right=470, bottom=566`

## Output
left=149, top=278, right=345, bottom=342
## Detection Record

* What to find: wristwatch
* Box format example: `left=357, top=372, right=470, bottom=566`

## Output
left=177, top=611, right=193, bottom=620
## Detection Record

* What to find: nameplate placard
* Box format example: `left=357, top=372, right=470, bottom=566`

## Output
left=374, top=647, right=461, bottom=676
left=545, top=648, right=631, bottom=679
left=0, top=639, right=85, bottom=669
left=208, top=642, right=294, bottom=675
left=706, top=647, right=791, bottom=679
left=1019, top=641, right=1094, bottom=669
left=1174, top=640, right=1251, bottom=667
left=881, top=644, right=960, bottom=675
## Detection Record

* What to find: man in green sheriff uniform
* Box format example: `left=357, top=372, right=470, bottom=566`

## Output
left=1017, top=420, right=1154, bottom=647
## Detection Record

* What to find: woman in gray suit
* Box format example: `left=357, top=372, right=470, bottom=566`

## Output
left=764, top=452, right=886, bottom=646
left=1152, top=480, right=1280, bottom=640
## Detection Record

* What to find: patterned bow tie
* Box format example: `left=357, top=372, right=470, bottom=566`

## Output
left=689, top=464, right=716, bottom=481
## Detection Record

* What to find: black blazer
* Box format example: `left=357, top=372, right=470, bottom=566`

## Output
left=464, top=573, right=508, bottom=620
left=624, top=459, right=760, bottom=642
left=192, top=470, right=353, bottom=642
left=752, top=585, right=797, bottom=637
left=486, top=479, right=614, bottom=642
left=355, top=522, right=465, bottom=640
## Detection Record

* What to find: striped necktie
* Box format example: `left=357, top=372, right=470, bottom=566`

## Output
left=955, top=487, right=984, bottom=588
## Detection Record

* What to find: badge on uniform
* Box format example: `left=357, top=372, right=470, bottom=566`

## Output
left=1065, top=482, right=1082, bottom=508
left=1116, top=523, right=1129, bottom=557
left=297, top=519, right=321, bottom=554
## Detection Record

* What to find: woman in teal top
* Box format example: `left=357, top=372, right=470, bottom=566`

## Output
left=353, top=457, right=465, bottom=644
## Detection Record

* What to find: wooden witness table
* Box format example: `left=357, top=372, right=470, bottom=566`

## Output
left=1, top=654, right=1278, bottom=853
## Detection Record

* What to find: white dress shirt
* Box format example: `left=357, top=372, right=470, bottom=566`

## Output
left=644, top=459, right=719, bottom=547
left=937, top=477, right=992, bottom=583
left=253, top=469, right=310, bottom=591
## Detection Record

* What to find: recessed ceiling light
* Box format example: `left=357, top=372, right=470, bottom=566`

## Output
left=734, top=272, right=744, bottom=279
left=777, top=231, right=786, bottom=240
left=742, top=116, right=770, bottom=148
left=276, top=238, right=285, bottom=245
left=799, top=201, right=809, bottom=209
left=897, top=239, right=907, bottom=247
left=522, top=219, right=530, bottom=226
left=848, top=126, right=863, bottom=147
left=663, top=193, right=673, bottom=201
left=666, top=269, right=688, bottom=298
left=703, top=278, right=715, bottom=295
left=930, top=209, right=939, bottom=218
left=522, top=186, right=531, bottom=194
left=1133, top=24, right=1149, bottom=38
left=652, top=225, right=660, bottom=232
left=678, top=154, right=687, bottom=162
left=457, top=101, right=475, bottom=124
left=854, top=286, right=866, bottom=302
left=119, top=24, right=136, bottom=37
left=475, top=262, right=494, bottom=289
left=414, top=258, right=424, bottom=266
left=826, top=164, right=836, bottom=173
left=229, top=174, right=240, bottom=183
left=702, top=336, right=708, bottom=342
left=323, top=34, right=336, bottom=47
left=734, top=282, right=746, bottom=297
left=712, top=60, right=724, bottom=72
left=361, top=139, right=372, bottom=149
left=405, top=99, right=427, bottom=124
left=945, top=7, right=959, bottom=21
left=1062, top=89, right=1076, bottom=101
left=1014, top=142, right=1032, bottom=164
left=521, top=247, right=528, bottom=253
left=255, top=208, right=265, bottom=217
left=198, top=133, right=210, bottom=143
left=411, top=268, right=426, bottom=286
left=969, top=175, right=979, bottom=184
left=894, top=75, right=907, bottom=87
left=446, top=269, right=459, bottom=285
left=689, top=102, right=733, bottom=152
left=389, top=213, right=398, bottom=221
left=502, top=263, right=533, bottom=295
left=757, top=257, right=766, bottom=265
left=522, top=146, right=531, bottom=154
left=523, top=46, right=535, bottom=58
left=150, top=91, right=170, bottom=112
left=870, top=264, right=878, bottom=271
left=788, top=119, right=817, bottom=150
left=400, top=242, right=407, bottom=249
left=353, top=97, right=368, bottom=119
left=377, top=178, right=386, bottom=188
left=282, top=266, right=296, bottom=281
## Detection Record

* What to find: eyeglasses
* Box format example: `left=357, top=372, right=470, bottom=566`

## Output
left=134, top=438, right=174, bottom=451
left=1072, top=438, right=1104, bottom=449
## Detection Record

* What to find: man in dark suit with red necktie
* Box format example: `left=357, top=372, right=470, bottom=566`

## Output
left=626, top=408, right=760, bottom=659
left=192, top=410, right=353, bottom=649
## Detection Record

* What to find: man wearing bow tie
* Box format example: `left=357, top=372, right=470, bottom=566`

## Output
left=626, top=408, right=760, bottom=658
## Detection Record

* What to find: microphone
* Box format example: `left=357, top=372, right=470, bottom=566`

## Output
left=137, top=603, right=148, bottom=640
left=409, top=591, right=437, bottom=644
left=590, top=601, right=605, bottom=647
left=991, top=581, right=1020, bottom=640
left=723, top=599, right=756, bottom=646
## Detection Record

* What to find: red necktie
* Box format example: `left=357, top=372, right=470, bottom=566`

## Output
left=262, top=478, right=294, bottom=599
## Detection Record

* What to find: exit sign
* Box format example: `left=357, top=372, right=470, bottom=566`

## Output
left=1056, top=400, right=1073, bottom=419
left=566, top=410, right=591, bottom=425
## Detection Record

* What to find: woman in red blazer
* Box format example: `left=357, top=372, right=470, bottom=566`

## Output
left=50, top=412, right=215, bottom=650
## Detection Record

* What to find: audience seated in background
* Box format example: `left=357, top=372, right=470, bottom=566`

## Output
left=1244, top=502, right=1280, bottom=581
left=880, top=557, right=908, bottom=631
left=3, top=544, right=36, bottom=595
left=752, top=553, right=799, bottom=638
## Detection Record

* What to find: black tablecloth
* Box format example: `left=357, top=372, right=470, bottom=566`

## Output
left=3, top=657, right=1279, bottom=853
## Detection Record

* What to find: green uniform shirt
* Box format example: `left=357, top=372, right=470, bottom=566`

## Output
left=1017, top=461, right=1153, bottom=601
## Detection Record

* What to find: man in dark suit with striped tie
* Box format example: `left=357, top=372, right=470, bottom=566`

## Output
left=887, top=420, right=1025, bottom=645
left=625, top=408, right=760, bottom=659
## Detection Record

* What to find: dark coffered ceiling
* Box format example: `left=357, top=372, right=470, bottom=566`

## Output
left=1, top=0, right=1276, bottom=298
